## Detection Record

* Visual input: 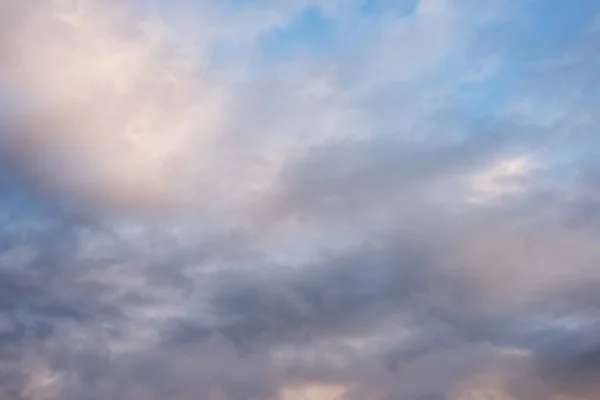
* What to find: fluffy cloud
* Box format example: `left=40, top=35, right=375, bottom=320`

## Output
left=0, top=0, right=600, bottom=399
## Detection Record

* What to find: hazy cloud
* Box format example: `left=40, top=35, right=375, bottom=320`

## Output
left=1, top=0, right=600, bottom=399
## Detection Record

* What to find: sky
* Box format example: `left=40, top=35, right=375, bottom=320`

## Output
left=0, top=0, right=600, bottom=399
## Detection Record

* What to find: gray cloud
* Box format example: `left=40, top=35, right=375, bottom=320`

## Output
left=1, top=0, right=600, bottom=399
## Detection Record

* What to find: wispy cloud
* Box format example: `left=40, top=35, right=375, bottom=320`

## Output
left=0, top=0, right=600, bottom=399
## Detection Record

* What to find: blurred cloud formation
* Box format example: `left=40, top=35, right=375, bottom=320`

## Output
left=1, top=0, right=600, bottom=399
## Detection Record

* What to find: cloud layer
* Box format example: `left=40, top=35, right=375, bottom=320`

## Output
left=1, top=0, right=600, bottom=399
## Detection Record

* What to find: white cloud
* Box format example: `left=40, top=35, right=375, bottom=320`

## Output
left=467, top=155, right=537, bottom=204
left=1, top=0, right=228, bottom=212
left=1, top=0, right=600, bottom=399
